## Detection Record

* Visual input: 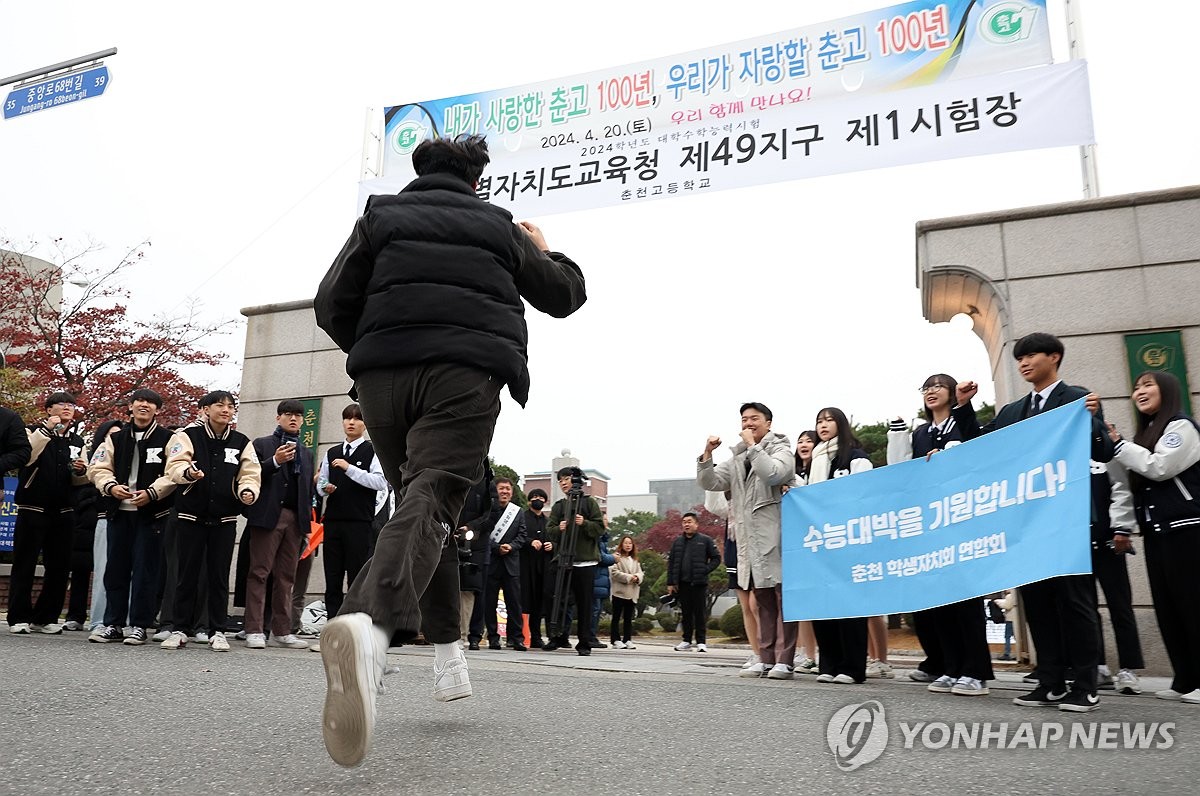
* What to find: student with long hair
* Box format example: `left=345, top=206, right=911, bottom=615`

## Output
left=1110, top=371, right=1200, bottom=703
left=887, top=373, right=993, bottom=696
left=791, top=431, right=819, bottom=674
left=608, top=534, right=643, bottom=649
left=807, top=407, right=872, bottom=684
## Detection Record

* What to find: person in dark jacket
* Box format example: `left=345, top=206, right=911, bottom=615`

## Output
left=313, top=133, right=586, bottom=767
left=86, top=389, right=176, bottom=645
left=459, top=468, right=500, bottom=649
left=162, top=391, right=261, bottom=652
left=0, top=405, right=32, bottom=476
left=242, top=399, right=315, bottom=651
left=588, top=531, right=616, bottom=649
left=484, top=477, right=526, bottom=650
left=7, top=392, right=88, bottom=635
left=667, top=512, right=721, bottom=652
left=955, top=332, right=1114, bottom=713
left=519, top=488, right=553, bottom=648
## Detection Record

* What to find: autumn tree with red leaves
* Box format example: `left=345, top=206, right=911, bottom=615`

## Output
left=0, top=239, right=235, bottom=428
left=641, top=507, right=726, bottom=554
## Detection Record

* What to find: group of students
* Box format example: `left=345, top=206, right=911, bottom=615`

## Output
left=698, top=331, right=1200, bottom=712
left=5, top=389, right=389, bottom=655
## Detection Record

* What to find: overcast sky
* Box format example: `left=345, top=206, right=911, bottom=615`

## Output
left=3, top=1, right=1198, bottom=495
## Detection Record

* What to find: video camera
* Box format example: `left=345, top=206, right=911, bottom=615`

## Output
left=455, top=528, right=479, bottom=574
left=565, top=466, right=586, bottom=493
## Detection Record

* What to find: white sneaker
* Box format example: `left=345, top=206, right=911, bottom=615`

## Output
left=310, top=642, right=321, bottom=653
left=1156, top=689, right=1184, bottom=701
left=192, top=631, right=210, bottom=644
left=928, top=675, right=956, bottom=693
left=674, top=641, right=692, bottom=652
left=234, top=630, right=248, bottom=641
left=832, top=674, right=856, bottom=684
left=624, top=641, right=636, bottom=650
left=209, top=632, right=230, bottom=652
left=151, top=629, right=172, bottom=642
left=816, top=673, right=835, bottom=683
left=696, top=643, right=708, bottom=653
left=320, top=613, right=386, bottom=768
left=767, top=663, right=794, bottom=680
left=1116, top=669, right=1142, bottom=695
left=245, top=633, right=267, bottom=649
left=612, top=640, right=626, bottom=649
left=741, top=653, right=761, bottom=669
left=909, top=669, right=935, bottom=682
left=433, top=648, right=473, bottom=703
left=31, top=623, right=63, bottom=635
left=951, top=676, right=989, bottom=696
left=8, top=623, right=30, bottom=634
left=865, top=659, right=894, bottom=678
left=740, top=662, right=767, bottom=678
left=63, top=620, right=84, bottom=631
left=160, top=631, right=188, bottom=650
left=269, top=633, right=311, bottom=650
left=1183, top=689, right=1200, bottom=705
left=794, top=657, right=818, bottom=674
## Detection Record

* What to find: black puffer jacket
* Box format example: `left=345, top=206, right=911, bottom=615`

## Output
left=667, top=532, right=721, bottom=587
left=314, top=173, right=587, bottom=406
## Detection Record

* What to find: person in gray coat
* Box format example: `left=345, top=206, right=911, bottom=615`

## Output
left=697, top=401, right=796, bottom=680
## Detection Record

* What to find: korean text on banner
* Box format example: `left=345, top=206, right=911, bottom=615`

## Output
left=379, top=0, right=1050, bottom=178
left=361, top=59, right=1091, bottom=218
left=1, top=476, right=17, bottom=552
left=781, top=399, right=1093, bottom=622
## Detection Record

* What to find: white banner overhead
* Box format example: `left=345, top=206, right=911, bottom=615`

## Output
left=359, top=59, right=1094, bottom=217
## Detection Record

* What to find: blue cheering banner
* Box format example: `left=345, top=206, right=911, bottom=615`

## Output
left=782, top=399, right=1093, bottom=621
left=0, top=477, right=16, bottom=551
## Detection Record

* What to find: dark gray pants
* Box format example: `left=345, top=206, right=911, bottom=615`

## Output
left=342, top=364, right=502, bottom=644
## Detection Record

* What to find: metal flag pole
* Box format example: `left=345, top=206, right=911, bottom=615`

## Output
left=1063, top=0, right=1100, bottom=199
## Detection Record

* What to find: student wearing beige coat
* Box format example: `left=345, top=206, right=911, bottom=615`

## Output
left=609, top=534, right=643, bottom=649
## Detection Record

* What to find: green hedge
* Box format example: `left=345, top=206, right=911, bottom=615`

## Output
left=719, top=604, right=746, bottom=640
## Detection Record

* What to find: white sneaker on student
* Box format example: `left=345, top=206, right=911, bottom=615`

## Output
left=1182, top=689, right=1200, bottom=705
left=696, top=643, right=708, bottom=653
left=269, top=633, right=311, bottom=650
left=209, top=632, right=230, bottom=652
left=31, top=623, right=63, bottom=635
left=192, top=631, right=210, bottom=644
left=433, top=648, right=473, bottom=703
left=767, top=663, right=794, bottom=680
left=612, top=640, right=626, bottom=649
left=794, top=657, right=818, bottom=674
left=865, top=659, right=894, bottom=678
left=1115, top=670, right=1142, bottom=695
left=1156, top=689, right=1184, bottom=701
left=151, top=629, right=173, bottom=643
left=832, top=674, right=856, bottom=684
left=320, top=613, right=386, bottom=768
left=741, top=653, right=761, bottom=669
left=674, top=641, right=692, bottom=652
left=740, top=662, right=767, bottom=678
left=245, top=633, right=267, bottom=649
left=9, top=623, right=30, bottom=634
left=951, top=676, right=989, bottom=696
left=927, top=675, right=956, bottom=693
left=816, top=673, right=835, bottom=683
left=160, top=631, right=188, bottom=650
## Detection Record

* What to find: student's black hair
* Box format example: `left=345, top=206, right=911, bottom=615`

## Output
left=493, top=476, right=513, bottom=488
left=1012, top=332, right=1065, bottom=366
left=341, top=403, right=363, bottom=421
left=89, top=418, right=125, bottom=459
left=920, top=373, right=958, bottom=422
left=794, top=429, right=817, bottom=477
left=128, top=388, right=164, bottom=409
left=527, top=488, right=549, bottom=500
left=411, top=134, right=490, bottom=185
left=556, top=466, right=581, bottom=479
left=682, top=511, right=699, bottom=521
left=276, top=398, right=304, bottom=415
left=1131, top=371, right=1187, bottom=451
left=815, top=407, right=861, bottom=472
left=739, top=402, right=773, bottom=422
left=199, top=390, right=237, bottom=408
left=43, top=391, right=77, bottom=409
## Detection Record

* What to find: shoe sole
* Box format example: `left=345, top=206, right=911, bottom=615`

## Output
left=123, top=639, right=145, bottom=646
left=434, top=672, right=473, bottom=703
left=1012, top=699, right=1063, bottom=707
left=1118, top=688, right=1142, bottom=696
left=766, top=672, right=794, bottom=680
left=951, top=688, right=990, bottom=696
left=927, top=685, right=954, bottom=693
left=739, top=670, right=765, bottom=679
left=321, top=618, right=375, bottom=768
left=1059, top=703, right=1100, bottom=712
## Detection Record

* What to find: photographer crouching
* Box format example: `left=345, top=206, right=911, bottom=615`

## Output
left=544, top=467, right=604, bottom=655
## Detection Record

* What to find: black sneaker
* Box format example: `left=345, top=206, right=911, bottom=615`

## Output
left=88, top=625, right=123, bottom=643
left=1013, top=684, right=1068, bottom=707
left=1059, top=690, right=1100, bottom=713
left=123, top=627, right=147, bottom=646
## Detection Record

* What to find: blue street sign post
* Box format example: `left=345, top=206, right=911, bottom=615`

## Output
left=4, top=65, right=109, bottom=120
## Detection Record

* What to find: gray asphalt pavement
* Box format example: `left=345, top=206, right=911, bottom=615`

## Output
left=1, top=629, right=1195, bottom=795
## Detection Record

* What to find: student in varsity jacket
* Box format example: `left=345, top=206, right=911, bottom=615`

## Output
left=954, top=332, right=1114, bottom=713
left=1091, top=455, right=1145, bottom=695
left=1109, top=370, right=1200, bottom=703
left=6, top=391, right=88, bottom=635
left=483, top=476, right=527, bottom=650
left=316, top=403, right=388, bottom=620
left=86, top=389, right=177, bottom=645
left=161, top=390, right=261, bottom=652
left=887, top=373, right=993, bottom=697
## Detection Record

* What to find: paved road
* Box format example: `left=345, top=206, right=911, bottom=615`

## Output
left=1, top=630, right=1194, bottom=795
